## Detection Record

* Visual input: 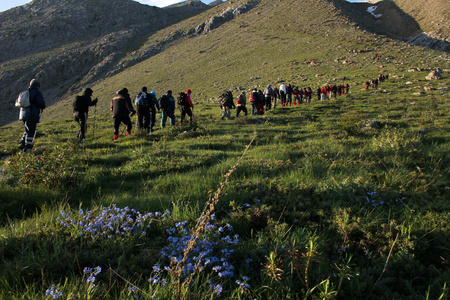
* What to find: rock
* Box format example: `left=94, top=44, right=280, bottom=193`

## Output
left=426, top=70, right=442, bottom=80
left=359, top=119, right=381, bottom=130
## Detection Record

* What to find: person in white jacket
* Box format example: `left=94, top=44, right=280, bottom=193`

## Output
left=279, top=83, right=287, bottom=106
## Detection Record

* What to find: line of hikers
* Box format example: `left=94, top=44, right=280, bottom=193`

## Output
left=365, top=73, right=388, bottom=91
left=219, top=82, right=351, bottom=120
left=109, top=87, right=194, bottom=140
left=73, top=87, right=194, bottom=141
left=15, top=80, right=196, bottom=153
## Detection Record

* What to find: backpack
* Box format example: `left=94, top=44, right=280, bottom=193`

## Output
left=15, top=90, right=31, bottom=108
left=236, top=94, right=243, bottom=105
left=177, top=92, right=188, bottom=106
left=159, top=94, right=170, bottom=109
left=135, top=92, right=148, bottom=106
left=72, top=95, right=84, bottom=111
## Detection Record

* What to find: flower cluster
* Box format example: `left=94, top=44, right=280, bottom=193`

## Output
left=84, top=266, right=102, bottom=287
left=45, top=284, right=63, bottom=299
left=160, top=220, right=238, bottom=278
left=56, top=204, right=169, bottom=239
left=364, top=192, right=411, bottom=210
left=0, top=167, right=12, bottom=182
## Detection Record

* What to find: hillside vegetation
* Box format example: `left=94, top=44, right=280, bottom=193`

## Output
left=0, top=0, right=449, bottom=298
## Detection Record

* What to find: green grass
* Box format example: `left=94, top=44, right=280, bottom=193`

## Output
left=1, top=66, right=449, bottom=298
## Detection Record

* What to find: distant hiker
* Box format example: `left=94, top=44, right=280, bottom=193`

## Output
left=258, top=90, right=265, bottom=115
left=179, top=89, right=194, bottom=125
left=305, top=87, right=312, bottom=103
left=279, top=83, right=286, bottom=106
left=149, top=91, right=161, bottom=132
left=73, top=87, right=98, bottom=140
left=18, top=79, right=46, bottom=153
left=263, top=84, right=273, bottom=111
left=316, top=86, right=321, bottom=101
left=365, top=81, right=370, bottom=91
left=135, top=87, right=151, bottom=133
left=332, top=85, right=337, bottom=98
left=272, top=86, right=279, bottom=108
left=345, top=83, right=349, bottom=94
left=235, top=91, right=248, bottom=117
left=249, top=88, right=260, bottom=115
left=160, top=90, right=176, bottom=128
left=219, top=90, right=235, bottom=120
left=286, top=84, right=293, bottom=106
left=111, top=88, right=136, bottom=140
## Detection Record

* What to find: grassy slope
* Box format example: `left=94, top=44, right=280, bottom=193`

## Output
left=0, top=0, right=449, bottom=298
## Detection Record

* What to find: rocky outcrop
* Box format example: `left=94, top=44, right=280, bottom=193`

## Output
left=0, top=0, right=212, bottom=126
left=407, top=32, right=450, bottom=52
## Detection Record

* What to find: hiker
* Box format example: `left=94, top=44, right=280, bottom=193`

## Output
left=179, top=89, right=194, bottom=125
left=279, top=83, right=286, bottom=106
left=258, top=90, right=265, bottom=115
left=111, top=88, right=136, bottom=140
left=249, top=88, right=260, bottom=115
left=135, top=87, right=151, bottom=133
left=160, top=90, right=176, bottom=128
left=235, top=91, right=248, bottom=117
left=305, top=87, right=312, bottom=103
left=73, top=88, right=98, bottom=140
left=149, top=91, right=161, bottom=132
left=263, top=84, right=273, bottom=111
left=219, top=90, right=235, bottom=120
left=272, top=86, right=279, bottom=108
left=286, top=84, right=293, bottom=106
left=18, top=79, right=46, bottom=153
left=292, top=86, right=299, bottom=105
left=345, top=83, right=349, bottom=94
left=365, top=81, right=370, bottom=91
left=317, top=86, right=321, bottom=101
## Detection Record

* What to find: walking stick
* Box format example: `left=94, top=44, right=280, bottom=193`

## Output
left=93, top=103, right=96, bottom=140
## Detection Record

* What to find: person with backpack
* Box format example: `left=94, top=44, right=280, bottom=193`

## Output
left=219, top=91, right=235, bottom=120
left=160, top=90, right=176, bottom=128
left=134, top=87, right=151, bottom=133
left=263, top=84, right=273, bottom=111
left=148, top=91, right=161, bottom=132
left=179, top=89, right=194, bottom=125
left=272, top=86, right=279, bottom=108
left=286, top=84, right=293, bottom=106
left=249, top=88, right=260, bottom=115
left=279, top=83, right=286, bottom=106
left=235, top=91, right=247, bottom=117
left=18, top=79, right=46, bottom=153
left=73, top=88, right=98, bottom=140
left=110, top=88, right=136, bottom=140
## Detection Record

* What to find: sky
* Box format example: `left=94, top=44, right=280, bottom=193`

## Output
left=0, top=0, right=368, bottom=13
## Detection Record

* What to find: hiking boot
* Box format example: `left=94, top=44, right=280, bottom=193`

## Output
left=126, top=131, right=131, bottom=136
left=18, top=142, right=25, bottom=150
left=113, top=134, right=119, bottom=140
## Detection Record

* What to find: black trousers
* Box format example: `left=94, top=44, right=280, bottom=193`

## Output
left=74, top=111, right=87, bottom=139
left=113, top=115, right=132, bottom=135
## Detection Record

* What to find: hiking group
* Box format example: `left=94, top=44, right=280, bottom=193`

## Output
left=107, top=87, right=194, bottom=140
left=218, top=81, right=352, bottom=120
left=15, top=80, right=195, bottom=152
left=16, top=75, right=388, bottom=151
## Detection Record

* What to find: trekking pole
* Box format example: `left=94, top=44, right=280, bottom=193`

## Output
left=93, top=103, right=97, bottom=141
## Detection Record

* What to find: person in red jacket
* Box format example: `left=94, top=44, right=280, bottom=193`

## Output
left=180, top=89, right=194, bottom=125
